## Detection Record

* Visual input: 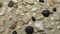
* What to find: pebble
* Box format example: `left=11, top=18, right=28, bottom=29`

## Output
left=31, top=7, right=38, bottom=12
left=53, top=7, right=57, bottom=12
left=1, top=17, right=6, bottom=22
left=9, top=23, right=16, bottom=29
left=25, top=26, right=34, bottom=34
left=0, top=22, right=4, bottom=27
left=35, top=21, right=44, bottom=30
left=8, top=1, right=14, bottom=7
left=12, top=31, right=17, bottom=34
left=42, top=10, right=50, bottom=17
left=39, top=0, right=44, bottom=3
left=0, top=28, right=5, bottom=33
left=51, top=13, right=60, bottom=21
left=16, top=26, right=21, bottom=30
left=31, top=16, right=36, bottom=22
left=22, top=16, right=30, bottom=24
left=0, top=1, right=3, bottom=8
left=0, top=11, right=5, bottom=16
left=6, top=28, right=12, bottom=33
left=23, top=0, right=35, bottom=4
left=14, top=3, right=18, bottom=8
left=57, top=26, right=60, bottom=30
left=12, top=0, right=18, bottom=3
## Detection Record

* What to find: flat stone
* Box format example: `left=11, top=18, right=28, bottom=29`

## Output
left=31, top=7, right=38, bottom=12
left=23, top=0, right=35, bottom=4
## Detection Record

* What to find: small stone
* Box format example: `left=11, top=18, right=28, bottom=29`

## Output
left=12, top=0, right=18, bottom=3
left=0, top=28, right=5, bottom=33
left=35, top=21, right=44, bottom=30
left=31, top=7, right=38, bottom=12
left=1, top=17, right=6, bottom=22
left=6, top=28, right=12, bottom=33
left=22, top=16, right=30, bottom=24
left=0, top=11, right=5, bottom=16
left=9, top=23, right=16, bottom=29
left=42, top=10, right=50, bottom=17
left=57, top=26, right=60, bottom=30
left=31, top=16, right=36, bottom=22
left=0, top=1, right=3, bottom=8
left=14, top=3, right=18, bottom=8
left=0, top=22, right=4, bottom=27
left=36, top=15, right=44, bottom=20
left=23, top=0, right=35, bottom=4
left=8, top=1, right=14, bottom=7
left=39, top=0, right=44, bottom=3
left=12, top=31, right=17, bottom=34
left=25, top=26, right=34, bottom=34
left=16, top=26, right=21, bottom=30
left=53, top=7, right=57, bottom=12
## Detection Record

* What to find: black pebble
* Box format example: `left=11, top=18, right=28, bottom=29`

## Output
left=42, top=10, right=50, bottom=17
left=12, top=31, right=17, bottom=34
left=25, top=26, right=34, bottom=34
left=53, top=7, right=57, bottom=12
left=39, top=0, right=44, bottom=3
left=31, top=16, right=36, bottom=22
left=8, top=1, right=14, bottom=7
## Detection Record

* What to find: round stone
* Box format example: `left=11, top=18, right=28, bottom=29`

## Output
left=25, top=26, right=34, bottom=34
left=53, top=7, right=57, bottom=12
left=42, top=10, right=50, bottom=17
left=8, top=1, right=14, bottom=7
left=12, top=31, right=17, bottom=34
left=39, top=0, right=44, bottom=3
left=31, top=16, right=36, bottom=22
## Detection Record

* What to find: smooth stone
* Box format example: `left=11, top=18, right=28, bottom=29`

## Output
left=22, top=16, right=30, bottom=24
left=23, top=0, right=35, bottom=4
left=0, top=28, right=5, bottom=33
left=57, top=26, right=60, bottom=30
left=31, top=7, right=38, bottom=12
left=25, top=26, right=34, bottom=34
left=12, top=0, right=18, bottom=3
left=0, top=10, right=5, bottom=16
left=0, top=22, right=4, bottom=27
left=35, top=21, right=44, bottom=30
left=12, top=31, right=17, bottom=34
left=8, top=1, right=14, bottom=7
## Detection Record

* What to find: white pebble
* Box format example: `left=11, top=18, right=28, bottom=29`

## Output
left=35, top=21, right=44, bottom=30
left=22, top=16, right=30, bottom=24
left=12, top=0, right=18, bottom=3
left=23, top=0, right=35, bottom=4
left=31, top=7, right=38, bottom=12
